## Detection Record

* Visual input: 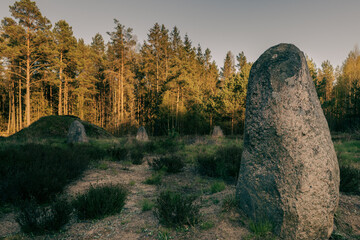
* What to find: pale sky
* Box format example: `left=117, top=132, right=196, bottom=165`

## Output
left=0, top=0, right=359, bottom=69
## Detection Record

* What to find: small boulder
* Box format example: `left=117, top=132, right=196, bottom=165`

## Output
left=67, top=120, right=88, bottom=143
left=236, top=43, right=339, bottom=239
left=212, top=126, right=224, bottom=138
left=136, top=126, right=149, bottom=141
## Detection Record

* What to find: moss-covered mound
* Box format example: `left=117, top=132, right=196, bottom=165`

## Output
left=9, top=115, right=114, bottom=140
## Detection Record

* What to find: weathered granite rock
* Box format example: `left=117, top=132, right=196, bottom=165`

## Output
left=136, top=126, right=149, bottom=141
left=67, top=120, right=88, bottom=143
left=236, top=43, right=339, bottom=239
left=212, top=126, right=224, bottom=138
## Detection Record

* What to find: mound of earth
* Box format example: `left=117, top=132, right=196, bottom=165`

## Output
left=9, top=115, right=114, bottom=140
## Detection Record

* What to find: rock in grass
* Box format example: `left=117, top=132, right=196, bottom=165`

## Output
left=212, top=126, right=224, bottom=138
left=236, top=43, right=339, bottom=239
left=136, top=126, right=149, bottom=141
left=67, top=120, right=88, bottom=143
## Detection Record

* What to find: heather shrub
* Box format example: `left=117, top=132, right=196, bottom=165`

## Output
left=73, top=184, right=128, bottom=220
left=0, top=144, right=92, bottom=204
left=16, top=197, right=71, bottom=234
left=197, top=144, right=243, bottom=180
left=149, top=155, right=185, bottom=173
left=339, top=165, right=360, bottom=194
left=155, top=190, right=200, bottom=227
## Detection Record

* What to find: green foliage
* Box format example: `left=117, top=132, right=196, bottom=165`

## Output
left=130, top=150, right=145, bottom=165
left=141, top=199, right=155, bottom=212
left=0, top=143, right=95, bottom=204
left=222, top=194, right=237, bottom=212
left=108, top=146, right=128, bottom=161
left=197, top=144, right=243, bottom=180
left=155, top=190, right=200, bottom=227
left=339, top=165, right=360, bottom=194
left=96, top=161, right=109, bottom=170
left=210, top=181, right=226, bottom=193
left=200, top=221, right=215, bottom=230
left=157, top=229, right=173, bottom=240
left=149, top=155, right=185, bottom=173
left=144, top=172, right=163, bottom=185
left=16, top=197, right=71, bottom=234
left=248, top=219, right=274, bottom=240
left=73, top=184, right=128, bottom=220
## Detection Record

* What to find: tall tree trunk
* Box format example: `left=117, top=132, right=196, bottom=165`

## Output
left=50, top=85, right=53, bottom=114
left=25, top=32, right=31, bottom=127
left=176, top=86, right=179, bottom=129
left=64, top=76, right=68, bottom=115
left=121, top=55, right=124, bottom=123
left=7, top=91, right=12, bottom=135
left=18, top=77, right=22, bottom=130
left=58, top=52, right=63, bottom=115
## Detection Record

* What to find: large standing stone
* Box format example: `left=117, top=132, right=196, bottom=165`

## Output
left=212, top=126, right=224, bottom=138
left=67, top=120, right=88, bottom=143
left=236, top=44, right=339, bottom=239
left=136, top=126, right=149, bottom=141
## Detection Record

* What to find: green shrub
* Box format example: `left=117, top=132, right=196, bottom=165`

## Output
left=73, top=184, right=128, bottom=220
left=155, top=190, right=200, bottom=227
left=249, top=219, right=274, bottom=239
left=130, top=150, right=144, bottom=165
left=200, top=220, right=215, bottom=230
left=339, top=165, right=360, bottom=194
left=222, top=194, right=237, bottom=212
left=144, top=172, right=163, bottom=185
left=108, top=146, right=128, bottom=161
left=197, top=145, right=242, bottom=180
left=0, top=144, right=92, bottom=204
left=16, top=197, right=71, bottom=234
left=149, top=155, right=185, bottom=173
left=140, top=199, right=154, bottom=212
left=210, top=181, right=226, bottom=193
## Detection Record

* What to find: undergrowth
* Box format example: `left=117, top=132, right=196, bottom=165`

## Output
left=155, top=190, right=200, bottom=228
left=73, top=184, right=128, bottom=220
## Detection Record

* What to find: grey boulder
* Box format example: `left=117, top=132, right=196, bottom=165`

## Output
left=236, top=43, right=339, bottom=239
left=67, top=120, right=88, bottom=143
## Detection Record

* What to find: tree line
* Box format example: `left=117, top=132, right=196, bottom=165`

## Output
left=0, top=0, right=359, bottom=136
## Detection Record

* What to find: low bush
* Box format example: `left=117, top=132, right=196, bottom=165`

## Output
left=108, top=146, right=128, bottom=161
left=0, top=144, right=93, bottom=204
left=197, top=145, right=242, bottom=180
left=339, top=165, right=360, bottom=194
left=130, top=150, right=144, bottom=165
left=16, top=197, right=71, bottom=234
left=210, top=181, right=226, bottom=193
left=140, top=199, right=154, bottom=212
left=249, top=219, right=274, bottom=239
left=155, top=190, right=200, bottom=227
left=149, top=155, right=185, bottom=173
left=222, top=194, right=237, bottom=212
left=144, top=172, right=163, bottom=185
left=73, top=184, right=128, bottom=220
left=200, top=220, right=215, bottom=230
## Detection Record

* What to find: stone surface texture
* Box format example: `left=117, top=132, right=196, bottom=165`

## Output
left=236, top=43, right=339, bottom=239
left=212, top=126, right=224, bottom=138
left=67, top=120, right=88, bottom=143
left=136, top=126, right=149, bottom=141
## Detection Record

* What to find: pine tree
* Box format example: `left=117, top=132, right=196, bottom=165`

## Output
left=9, top=0, right=52, bottom=126
left=53, top=20, right=76, bottom=116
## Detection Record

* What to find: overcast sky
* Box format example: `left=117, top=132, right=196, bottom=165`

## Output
left=0, top=0, right=359, bottom=69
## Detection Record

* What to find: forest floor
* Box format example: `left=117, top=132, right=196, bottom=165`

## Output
left=0, top=135, right=359, bottom=240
